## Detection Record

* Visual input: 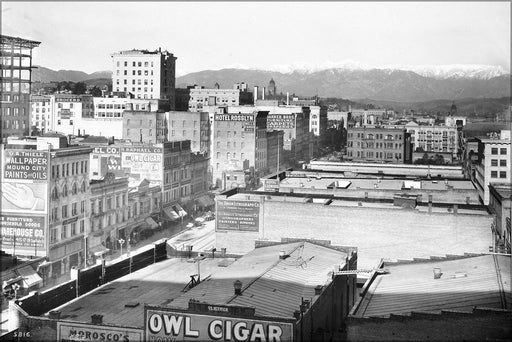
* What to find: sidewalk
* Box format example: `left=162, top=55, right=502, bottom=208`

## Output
left=40, top=223, right=190, bottom=291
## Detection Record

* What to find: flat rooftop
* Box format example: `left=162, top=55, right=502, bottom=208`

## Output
left=169, top=242, right=350, bottom=319
left=353, top=255, right=511, bottom=317
left=223, top=193, right=493, bottom=269
left=52, top=257, right=233, bottom=328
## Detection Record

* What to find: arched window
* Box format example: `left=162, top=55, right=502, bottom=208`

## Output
left=51, top=187, right=59, bottom=200
left=81, top=181, right=86, bottom=192
left=72, top=182, right=78, bottom=195
left=62, top=185, right=68, bottom=197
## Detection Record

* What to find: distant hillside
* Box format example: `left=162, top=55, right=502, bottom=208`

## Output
left=32, top=66, right=111, bottom=83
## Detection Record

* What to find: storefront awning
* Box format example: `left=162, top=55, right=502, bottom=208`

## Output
left=163, top=206, right=180, bottom=221
left=173, top=204, right=187, bottom=218
left=16, top=265, right=43, bottom=288
left=196, top=195, right=215, bottom=208
left=145, top=217, right=159, bottom=230
left=89, top=244, right=109, bottom=257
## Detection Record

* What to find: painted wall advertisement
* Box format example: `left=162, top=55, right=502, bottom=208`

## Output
left=121, top=146, right=162, bottom=182
left=145, top=307, right=293, bottom=342
left=1, top=149, right=49, bottom=257
left=216, top=200, right=260, bottom=232
left=267, top=114, right=295, bottom=130
left=57, top=321, right=143, bottom=342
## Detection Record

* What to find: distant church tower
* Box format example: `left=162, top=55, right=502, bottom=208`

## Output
left=267, top=78, right=276, bottom=99
left=450, top=101, right=457, bottom=116
left=214, top=82, right=220, bottom=89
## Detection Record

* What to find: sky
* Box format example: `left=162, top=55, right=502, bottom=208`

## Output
left=2, top=1, right=510, bottom=75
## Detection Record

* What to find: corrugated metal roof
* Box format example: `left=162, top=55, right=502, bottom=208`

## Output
left=171, top=242, right=349, bottom=319
left=354, top=255, right=511, bottom=317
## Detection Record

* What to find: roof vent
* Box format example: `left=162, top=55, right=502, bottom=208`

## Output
left=279, top=251, right=289, bottom=260
left=314, top=285, right=323, bottom=295
left=233, top=280, right=243, bottom=295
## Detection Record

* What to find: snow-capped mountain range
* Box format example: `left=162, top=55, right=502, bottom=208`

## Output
left=200, top=61, right=509, bottom=80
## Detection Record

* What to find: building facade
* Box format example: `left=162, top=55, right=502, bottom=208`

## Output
left=122, top=111, right=167, bottom=144
left=165, top=111, right=210, bottom=154
left=347, top=126, right=411, bottom=163
left=405, top=121, right=458, bottom=156
left=111, top=48, right=176, bottom=107
left=1, top=35, right=41, bottom=141
left=474, top=131, right=511, bottom=205
left=489, top=183, right=511, bottom=254
left=30, top=95, right=52, bottom=134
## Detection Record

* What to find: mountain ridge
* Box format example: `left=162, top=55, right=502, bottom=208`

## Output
left=32, top=66, right=510, bottom=103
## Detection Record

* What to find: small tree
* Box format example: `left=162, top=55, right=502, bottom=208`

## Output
left=72, top=82, right=87, bottom=95
left=89, top=86, right=102, bottom=97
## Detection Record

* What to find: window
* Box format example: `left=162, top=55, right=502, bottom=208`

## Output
left=62, top=205, right=68, bottom=218
left=62, top=185, right=68, bottom=197
left=80, top=220, right=85, bottom=233
left=491, top=148, right=498, bottom=154
left=500, top=171, right=507, bottom=178
left=61, top=225, right=67, bottom=239
left=72, top=182, right=78, bottom=194
left=71, top=222, right=77, bottom=236
left=491, top=159, right=498, bottom=166
left=72, top=202, right=77, bottom=216
left=500, top=148, right=507, bottom=155
left=491, top=171, right=498, bottom=178
left=51, top=229, right=57, bottom=243
left=81, top=200, right=85, bottom=213
left=500, top=159, right=507, bottom=167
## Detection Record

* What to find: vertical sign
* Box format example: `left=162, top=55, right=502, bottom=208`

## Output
left=1, top=149, right=49, bottom=257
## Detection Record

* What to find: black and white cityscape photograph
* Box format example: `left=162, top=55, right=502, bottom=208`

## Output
left=0, top=1, right=510, bottom=341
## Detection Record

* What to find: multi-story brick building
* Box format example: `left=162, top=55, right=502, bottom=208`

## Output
left=3, top=134, right=93, bottom=278
left=51, top=94, right=94, bottom=136
left=30, top=95, right=52, bottom=134
left=474, top=130, right=510, bottom=205
left=111, top=48, right=176, bottom=107
left=211, top=110, right=269, bottom=189
left=165, top=111, right=210, bottom=154
left=405, top=121, right=458, bottom=157
left=0, top=35, right=40, bottom=142
left=347, top=126, right=411, bottom=163
left=183, top=84, right=253, bottom=112
left=122, top=111, right=167, bottom=144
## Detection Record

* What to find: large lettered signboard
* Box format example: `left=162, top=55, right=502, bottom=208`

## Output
left=216, top=200, right=260, bottom=232
left=1, top=149, right=49, bottom=257
left=57, top=321, right=143, bottom=342
left=145, top=306, right=293, bottom=342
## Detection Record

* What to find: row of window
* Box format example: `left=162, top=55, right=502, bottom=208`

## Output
left=50, top=200, right=86, bottom=222
left=491, top=148, right=508, bottom=155
left=50, top=220, right=85, bottom=243
left=116, top=61, right=154, bottom=68
left=91, top=194, right=127, bottom=214
left=51, top=161, right=88, bottom=178
left=491, top=171, right=507, bottom=179
left=216, top=151, right=246, bottom=160
left=216, top=141, right=246, bottom=149
left=1, top=107, right=26, bottom=116
left=491, top=159, right=507, bottom=167
left=116, top=69, right=154, bottom=76
left=116, top=78, right=154, bottom=86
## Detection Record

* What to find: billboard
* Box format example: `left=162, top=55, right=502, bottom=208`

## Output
left=268, top=114, right=295, bottom=130
left=0, top=215, right=46, bottom=256
left=263, top=179, right=280, bottom=192
left=216, top=200, right=260, bottom=232
left=145, top=307, right=293, bottom=342
left=57, top=321, right=143, bottom=342
left=1, top=149, right=49, bottom=257
left=121, top=146, right=162, bottom=182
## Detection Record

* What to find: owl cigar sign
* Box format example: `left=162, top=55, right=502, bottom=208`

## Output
left=145, top=305, right=294, bottom=342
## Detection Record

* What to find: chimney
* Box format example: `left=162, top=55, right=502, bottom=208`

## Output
left=253, top=86, right=258, bottom=102
left=91, top=314, right=103, bottom=324
left=286, top=92, right=289, bottom=105
left=314, top=285, right=323, bottom=295
left=233, top=280, right=242, bottom=295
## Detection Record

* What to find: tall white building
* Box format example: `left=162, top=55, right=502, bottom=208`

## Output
left=405, top=121, right=458, bottom=156
left=111, top=48, right=176, bottom=107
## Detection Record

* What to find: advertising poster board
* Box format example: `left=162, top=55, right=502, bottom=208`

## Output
left=1, top=149, right=49, bottom=257
left=216, top=200, right=260, bottom=232
left=268, top=114, right=295, bottom=130
left=57, top=321, right=143, bottom=342
left=121, top=146, right=162, bottom=182
left=145, top=306, right=293, bottom=342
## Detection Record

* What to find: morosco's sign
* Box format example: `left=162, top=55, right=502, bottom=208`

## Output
left=57, top=321, right=143, bottom=342
left=216, top=200, right=260, bottom=232
left=145, top=307, right=293, bottom=342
